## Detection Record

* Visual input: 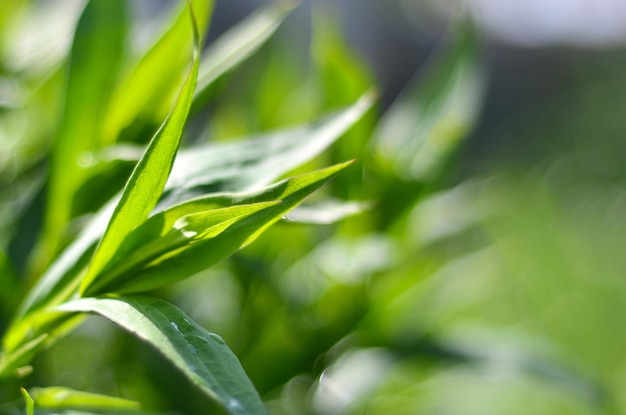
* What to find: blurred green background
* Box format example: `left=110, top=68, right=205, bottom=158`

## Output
left=2, top=0, right=626, bottom=414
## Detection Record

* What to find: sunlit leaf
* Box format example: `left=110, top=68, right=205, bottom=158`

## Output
left=58, top=296, right=269, bottom=415
left=21, top=387, right=35, bottom=415
left=14, top=95, right=371, bottom=322
left=30, top=386, right=141, bottom=412
left=84, top=201, right=280, bottom=296
left=163, top=93, right=373, bottom=205
left=101, top=162, right=353, bottom=295
left=42, top=0, right=128, bottom=262
left=79, top=6, right=201, bottom=296
left=102, top=0, right=213, bottom=144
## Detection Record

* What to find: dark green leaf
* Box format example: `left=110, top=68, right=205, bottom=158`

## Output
left=58, top=297, right=269, bottom=415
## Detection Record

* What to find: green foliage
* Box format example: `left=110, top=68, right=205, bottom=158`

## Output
left=4, top=0, right=616, bottom=414
left=0, top=1, right=378, bottom=413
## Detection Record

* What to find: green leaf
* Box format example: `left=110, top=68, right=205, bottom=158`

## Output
left=194, top=1, right=296, bottom=102
left=83, top=201, right=280, bottom=296
left=42, top=0, right=128, bottom=262
left=79, top=6, right=201, bottom=296
left=284, top=199, right=372, bottom=225
left=14, top=95, right=371, bottom=322
left=58, top=296, right=269, bottom=415
left=0, top=334, right=46, bottom=378
left=107, top=162, right=352, bottom=295
left=102, top=0, right=213, bottom=144
left=372, top=22, right=485, bottom=182
left=21, top=387, right=35, bottom=415
left=30, top=387, right=141, bottom=412
left=12, top=200, right=116, bottom=320
left=163, top=93, right=374, bottom=204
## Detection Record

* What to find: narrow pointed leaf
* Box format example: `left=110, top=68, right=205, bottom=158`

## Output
left=84, top=201, right=280, bottom=296
left=108, top=162, right=352, bottom=294
left=14, top=95, right=371, bottom=322
left=194, top=1, right=296, bottom=99
left=80, top=8, right=201, bottom=295
left=58, top=297, right=269, bottom=415
left=102, top=0, right=213, bottom=143
left=43, top=0, right=127, bottom=262
left=30, top=387, right=141, bottom=412
left=21, top=387, right=35, bottom=415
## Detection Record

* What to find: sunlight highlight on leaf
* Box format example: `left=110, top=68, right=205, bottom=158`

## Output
left=30, top=386, right=141, bottom=412
left=79, top=4, right=201, bottom=295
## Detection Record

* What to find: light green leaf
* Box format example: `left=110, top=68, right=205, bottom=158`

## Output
left=102, top=0, right=213, bottom=144
left=163, top=92, right=374, bottom=205
left=58, top=296, right=269, bottom=415
left=30, top=387, right=141, bottom=412
left=21, top=387, right=35, bottom=415
left=42, top=0, right=128, bottom=262
left=83, top=201, right=280, bottom=296
left=14, top=95, right=371, bottom=322
left=79, top=6, right=201, bottom=296
left=284, top=199, right=372, bottom=225
left=107, top=162, right=352, bottom=295
left=372, top=22, right=485, bottom=182
left=194, top=0, right=296, bottom=101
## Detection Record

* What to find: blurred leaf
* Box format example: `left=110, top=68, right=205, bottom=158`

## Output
left=102, top=0, right=213, bottom=144
left=1, top=0, right=84, bottom=76
left=30, top=387, right=140, bottom=412
left=194, top=0, right=296, bottom=103
left=21, top=387, right=34, bottom=415
left=84, top=201, right=280, bottom=296
left=79, top=9, right=201, bottom=296
left=107, top=162, right=353, bottom=294
left=311, top=5, right=376, bottom=199
left=0, top=334, right=46, bottom=378
left=372, top=22, right=485, bottom=182
left=58, top=296, right=269, bottom=415
left=284, top=199, right=372, bottom=225
left=42, top=0, right=128, bottom=263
